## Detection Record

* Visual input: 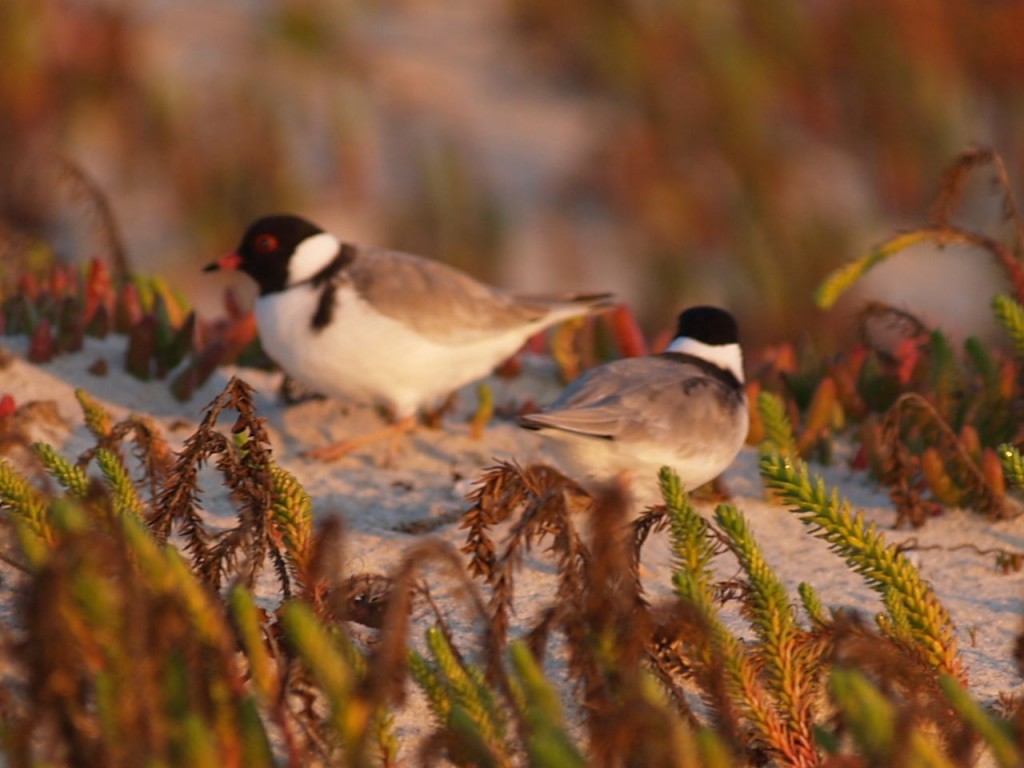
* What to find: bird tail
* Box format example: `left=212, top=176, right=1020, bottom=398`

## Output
left=525, top=291, right=616, bottom=317
left=567, top=291, right=617, bottom=310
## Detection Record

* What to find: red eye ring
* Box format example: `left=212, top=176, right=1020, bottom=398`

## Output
left=254, top=234, right=278, bottom=254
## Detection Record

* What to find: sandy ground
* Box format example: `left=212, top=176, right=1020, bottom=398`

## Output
left=2, top=333, right=1024, bottom=761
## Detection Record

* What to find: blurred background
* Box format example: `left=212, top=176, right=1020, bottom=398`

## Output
left=2, top=0, right=1024, bottom=349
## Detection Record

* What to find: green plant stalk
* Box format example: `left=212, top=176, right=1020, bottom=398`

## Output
left=829, top=669, right=895, bottom=759
left=815, top=231, right=935, bottom=309
left=992, top=293, right=1024, bottom=359
left=714, top=503, right=814, bottom=743
left=373, top=709, right=399, bottom=768
left=97, top=447, right=145, bottom=519
left=409, top=650, right=449, bottom=721
left=660, top=467, right=716, bottom=595
left=757, top=390, right=797, bottom=455
left=964, top=336, right=1001, bottom=400
left=816, top=227, right=1007, bottom=311
left=939, top=675, right=1020, bottom=768
left=830, top=669, right=956, bottom=767
left=425, top=626, right=506, bottom=754
left=470, top=382, right=495, bottom=438
left=229, top=586, right=277, bottom=701
left=33, top=442, right=89, bottom=498
left=237, top=697, right=276, bottom=768
left=509, top=642, right=586, bottom=768
left=759, top=449, right=963, bottom=679
left=447, top=706, right=502, bottom=768
left=928, top=329, right=961, bottom=412
left=270, top=464, right=313, bottom=579
left=11, top=516, right=49, bottom=570
left=76, top=388, right=113, bottom=438
left=879, top=586, right=914, bottom=644
left=998, top=443, right=1024, bottom=489
left=280, top=600, right=369, bottom=761
left=121, top=515, right=232, bottom=650
left=94, top=670, right=123, bottom=762
left=179, top=712, right=221, bottom=768
left=65, top=549, right=132, bottom=758
left=797, top=582, right=827, bottom=628
left=127, top=513, right=272, bottom=762
left=0, top=460, right=53, bottom=546
left=695, top=729, right=735, bottom=768
left=410, top=629, right=509, bottom=766
left=635, top=673, right=709, bottom=768
left=674, top=569, right=790, bottom=758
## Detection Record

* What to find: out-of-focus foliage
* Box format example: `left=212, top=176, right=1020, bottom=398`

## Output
left=4, top=0, right=1024, bottom=342
left=506, top=0, right=1024, bottom=335
left=3, top=382, right=1022, bottom=765
left=755, top=150, right=1024, bottom=526
left=1, top=0, right=375, bottom=286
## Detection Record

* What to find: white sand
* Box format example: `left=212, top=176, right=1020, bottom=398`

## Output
left=2, top=333, right=1023, bottom=760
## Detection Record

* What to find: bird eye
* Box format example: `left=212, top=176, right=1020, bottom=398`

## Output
left=254, top=234, right=278, bottom=254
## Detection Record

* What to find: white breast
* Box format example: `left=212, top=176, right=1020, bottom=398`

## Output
left=255, top=283, right=538, bottom=417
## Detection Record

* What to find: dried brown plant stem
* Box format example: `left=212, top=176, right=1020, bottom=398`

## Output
left=927, top=147, right=1024, bottom=303
left=365, top=538, right=494, bottom=708
left=917, top=225, right=1024, bottom=307
left=882, top=392, right=1007, bottom=524
left=148, top=376, right=286, bottom=590
left=462, top=461, right=590, bottom=658
left=896, top=539, right=1024, bottom=573
left=57, top=155, right=131, bottom=284
left=930, top=147, right=1024, bottom=258
left=76, top=415, right=174, bottom=502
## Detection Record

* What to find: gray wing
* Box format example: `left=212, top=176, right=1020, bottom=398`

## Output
left=520, top=356, right=744, bottom=443
left=347, top=245, right=612, bottom=344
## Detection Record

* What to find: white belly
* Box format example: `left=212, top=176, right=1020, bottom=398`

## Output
left=255, top=284, right=533, bottom=417
left=538, top=426, right=746, bottom=506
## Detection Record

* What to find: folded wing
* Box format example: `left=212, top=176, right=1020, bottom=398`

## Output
left=349, top=246, right=612, bottom=345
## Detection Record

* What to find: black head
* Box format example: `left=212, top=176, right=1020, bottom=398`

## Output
left=204, top=214, right=326, bottom=296
left=675, top=306, right=739, bottom=346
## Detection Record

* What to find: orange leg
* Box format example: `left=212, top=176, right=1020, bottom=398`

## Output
left=301, top=415, right=417, bottom=463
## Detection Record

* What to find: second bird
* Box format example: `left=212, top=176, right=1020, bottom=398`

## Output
left=519, top=305, right=749, bottom=505
left=205, top=214, right=613, bottom=459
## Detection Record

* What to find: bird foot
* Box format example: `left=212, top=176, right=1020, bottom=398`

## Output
left=302, top=416, right=417, bottom=464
